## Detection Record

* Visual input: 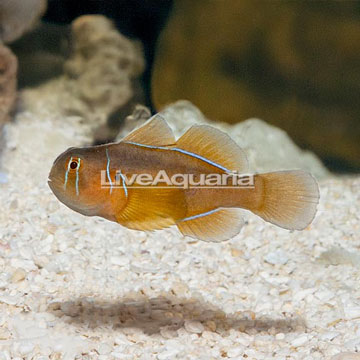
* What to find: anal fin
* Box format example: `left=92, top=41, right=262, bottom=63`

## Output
left=177, top=208, right=244, bottom=242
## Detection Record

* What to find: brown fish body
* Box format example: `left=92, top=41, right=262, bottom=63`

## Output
left=48, top=115, right=319, bottom=242
left=106, top=142, right=261, bottom=211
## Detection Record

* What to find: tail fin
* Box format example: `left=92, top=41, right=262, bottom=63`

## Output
left=252, top=170, right=319, bottom=230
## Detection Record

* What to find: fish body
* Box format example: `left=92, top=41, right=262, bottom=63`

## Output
left=48, top=115, right=319, bottom=242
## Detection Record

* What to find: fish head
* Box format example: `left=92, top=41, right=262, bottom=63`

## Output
left=48, top=146, right=110, bottom=217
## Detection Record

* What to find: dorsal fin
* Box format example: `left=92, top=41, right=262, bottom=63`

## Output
left=177, top=208, right=244, bottom=242
left=175, top=125, right=248, bottom=173
left=116, top=186, right=187, bottom=231
left=123, top=114, right=176, bottom=146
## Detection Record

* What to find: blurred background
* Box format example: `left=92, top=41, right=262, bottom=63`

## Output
left=2, top=0, right=360, bottom=173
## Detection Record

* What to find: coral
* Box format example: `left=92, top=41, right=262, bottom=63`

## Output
left=20, top=15, right=145, bottom=142
left=62, top=15, right=145, bottom=131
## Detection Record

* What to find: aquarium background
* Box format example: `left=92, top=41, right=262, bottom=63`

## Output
left=6, top=0, right=360, bottom=173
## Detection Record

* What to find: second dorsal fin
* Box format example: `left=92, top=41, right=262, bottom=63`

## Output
left=176, top=125, right=248, bottom=173
left=123, top=114, right=176, bottom=146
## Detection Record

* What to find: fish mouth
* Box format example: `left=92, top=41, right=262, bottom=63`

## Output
left=47, top=176, right=54, bottom=187
left=47, top=177, right=98, bottom=216
left=47, top=178, right=53, bottom=191
left=47, top=176, right=61, bottom=194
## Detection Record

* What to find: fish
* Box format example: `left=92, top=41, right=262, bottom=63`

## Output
left=48, top=114, right=319, bottom=242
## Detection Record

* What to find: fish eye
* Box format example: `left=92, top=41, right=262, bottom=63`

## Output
left=70, top=161, right=78, bottom=170
left=67, top=157, right=81, bottom=171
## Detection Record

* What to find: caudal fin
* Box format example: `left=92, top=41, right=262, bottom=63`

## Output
left=252, top=170, right=319, bottom=230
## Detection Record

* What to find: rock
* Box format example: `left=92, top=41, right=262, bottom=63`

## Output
left=344, top=307, right=360, bottom=321
left=331, top=353, right=360, bottom=360
left=0, top=45, right=18, bottom=125
left=314, top=290, right=335, bottom=302
left=115, top=104, right=151, bottom=141
left=0, top=294, right=20, bottom=305
left=291, top=334, right=309, bottom=347
left=227, top=346, right=244, bottom=358
left=97, top=343, right=112, bottom=355
left=121, top=101, right=328, bottom=179
left=11, top=268, right=26, bottom=283
left=320, top=331, right=340, bottom=341
left=110, top=256, right=129, bottom=266
left=0, top=327, right=11, bottom=340
left=152, top=0, right=360, bottom=172
left=63, top=15, right=145, bottom=136
left=184, top=320, right=204, bottom=334
left=226, top=118, right=329, bottom=179
left=293, top=288, right=316, bottom=302
left=157, top=349, right=180, bottom=360
left=0, top=171, right=8, bottom=184
left=60, top=301, right=81, bottom=317
left=317, top=247, right=360, bottom=267
left=18, top=341, right=35, bottom=356
left=264, top=250, right=289, bottom=265
left=0, top=0, right=47, bottom=43
left=0, top=45, right=17, bottom=171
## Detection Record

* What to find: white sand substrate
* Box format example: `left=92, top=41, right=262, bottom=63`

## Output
left=0, top=101, right=360, bottom=360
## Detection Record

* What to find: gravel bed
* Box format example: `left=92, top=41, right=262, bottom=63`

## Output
left=0, top=105, right=359, bottom=359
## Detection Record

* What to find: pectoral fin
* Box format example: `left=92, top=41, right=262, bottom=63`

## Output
left=116, top=186, right=187, bottom=231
